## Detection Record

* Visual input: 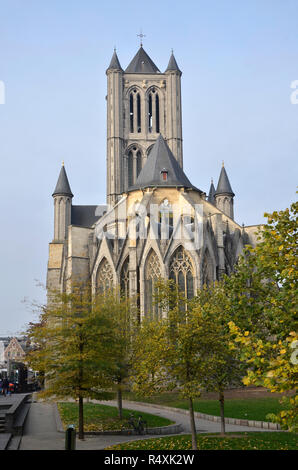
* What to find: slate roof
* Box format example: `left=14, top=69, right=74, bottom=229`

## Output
left=215, top=165, right=235, bottom=196
left=52, top=165, right=73, bottom=197
left=128, top=134, right=202, bottom=193
left=71, top=205, right=107, bottom=227
left=106, top=50, right=123, bottom=72
left=125, top=46, right=160, bottom=74
left=208, top=179, right=216, bottom=204
left=165, top=52, right=181, bottom=73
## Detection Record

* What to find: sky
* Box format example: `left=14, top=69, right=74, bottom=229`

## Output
left=0, top=0, right=297, bottom=335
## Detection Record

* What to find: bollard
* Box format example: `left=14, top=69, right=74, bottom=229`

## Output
left=65, top=424, right=76, bottom=450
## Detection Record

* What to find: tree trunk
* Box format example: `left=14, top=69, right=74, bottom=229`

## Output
left=219, top=390, right=225, bottom=435
left=188, top=397, right=198, bottom=450
left=78, top=395, right=84, bottom=440
left=117, top=381, right=123, bottom=420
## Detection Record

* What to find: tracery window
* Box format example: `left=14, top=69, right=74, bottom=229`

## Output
left=144, top=250, right=162, bottom=318
left=96, top=258, right=114, bottom=294
left=169, top=246, right=194, bottom=299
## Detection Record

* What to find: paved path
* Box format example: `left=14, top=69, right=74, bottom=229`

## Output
left=20, top=399, right=272, bottom=451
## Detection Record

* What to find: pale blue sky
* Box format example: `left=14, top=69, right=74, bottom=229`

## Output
left=0, top=0, right=297, bottom=334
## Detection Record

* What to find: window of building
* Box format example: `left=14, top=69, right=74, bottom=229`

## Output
left=144, top=250, right=162, bottom=318
left=96, top=258, right=114, bottom=294
left=120, top=257, right=129, bottom=299
left=148, top=88, right=160, bottom=133
left=169, top=246, right=194, bottom=299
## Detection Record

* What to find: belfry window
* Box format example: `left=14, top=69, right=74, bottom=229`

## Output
left=130, top=93, right=134, bottom=133
left=129, top=89, right=141, bottom=134
left=155, top=93, right=160, bottom=133
left=148, top=88, right=160, bottom=133
left=148, top=94, right=152, bottom=132
left=127, top=147, right=143, bottom=188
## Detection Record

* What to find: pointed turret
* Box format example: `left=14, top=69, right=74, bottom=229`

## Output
left=52, top=163, right=73, bottom=197
left=215, top=163, right=235, bottom=197
left=52, top=163, right=73, bottom=240
left=128, top=134, right=202, bottom=192
left=214, top=163, right=235, bottom=219
left=125, top=46, right=160, bottom=74
left=165, top=51, right=181, bottom=74
left=208, top=179, right=216, bottom=204
left=106, top=49, right=123, bottom=72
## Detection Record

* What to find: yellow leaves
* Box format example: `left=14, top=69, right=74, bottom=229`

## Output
left=279, top=245, right=283, bottom=251
left=244, top=331, right=250, bottom=337
left=242, top=377, right=251, bottom=386
left=279, top=349, right=287, bottom=355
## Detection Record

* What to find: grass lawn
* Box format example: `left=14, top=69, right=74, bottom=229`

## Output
left=57, top=402, right=173, bottom=432
left=123, top=391, right=285, bottom=422
left=105, top=432, right=298, bottom=450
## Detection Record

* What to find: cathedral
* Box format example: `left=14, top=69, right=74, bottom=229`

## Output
left=47, top=44, right=260, bottom=318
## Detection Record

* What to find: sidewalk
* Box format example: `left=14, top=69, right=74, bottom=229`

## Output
left=19, top=399, right=274, bottom=451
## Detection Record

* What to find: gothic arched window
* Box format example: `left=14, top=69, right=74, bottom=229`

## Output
left=144, top=250, right=162, bottom=318
left=169, top=246, right=194, bottom=299
left=127, top=147, right=143, bottom=188
left=96, top=258, right=114, bottom=294
left=120, top=257, right=129, bottom=299
left=148, top=88, right=160, bottom=133
left=202, top=249, right=213, bottom=287
left=129, top=89, right=141, bottom=133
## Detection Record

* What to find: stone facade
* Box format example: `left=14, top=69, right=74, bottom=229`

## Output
left=47, top=45, right=261, bottom=316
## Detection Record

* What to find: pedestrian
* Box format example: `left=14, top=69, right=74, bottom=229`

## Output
left=2, top=378, right=9, bottom=397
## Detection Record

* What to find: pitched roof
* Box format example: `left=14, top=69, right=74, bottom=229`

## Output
left=215, top=165, right=235, bottom=196
left=165, top=52, right=181, bottom=73
left=52, top=164, right=73, bottom=197
left=106, top=49, right=123, bottom=72
left=128, top=135, right=202, bottom=192
left=208, top=179, right=216, bottom=204
left=125, top=46, right=160, bottom=74
left=71, top=205, right=107, bottom=227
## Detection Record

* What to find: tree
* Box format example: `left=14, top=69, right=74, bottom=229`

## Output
left=98, top=289, right=137, bottom=420
left=131, top=278, right=244, bottom=446
left=190, top=282, right=245, bottom=434
left=227, top=198, right=298, bottom=431
left=26, top=282, right=115, bottom=439
left=131, top=280, right=203, bottom=449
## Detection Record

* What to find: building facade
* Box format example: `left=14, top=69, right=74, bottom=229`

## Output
left=47, top=45, right=261, bottom=318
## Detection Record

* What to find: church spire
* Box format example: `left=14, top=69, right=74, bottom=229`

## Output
left=215, top=164, right=234, bottom=196
left=165, top=50, right=181, bottom=74
left=214, top=163, right=235, bottom=219
left=52, top=163, right=73, bottom=198
left=106, top=49, right=123, bottom=72
left=208, top=178, right=216, bottom=204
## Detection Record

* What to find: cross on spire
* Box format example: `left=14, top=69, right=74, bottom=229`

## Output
left=137, top=30, right=146, bottom=47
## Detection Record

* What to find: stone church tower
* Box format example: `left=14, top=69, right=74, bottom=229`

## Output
left=47, top=44, right=261, bottom=317
left=106, top=46, right=183, bottom=206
